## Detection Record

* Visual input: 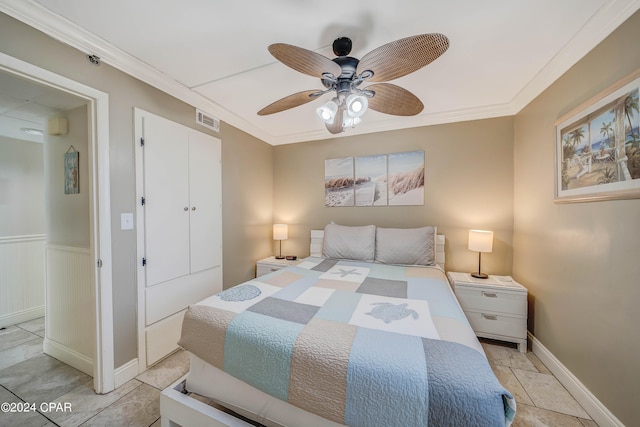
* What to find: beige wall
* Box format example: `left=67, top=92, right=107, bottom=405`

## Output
left=0, top=13, right=273, bottom=367
left=220, top=124, right=274, bottom=287
left=45, top=106, right=89, bottom=247
left=273, top=117, right=515, bottom=275
left=513, top=10, right=640, bottom=426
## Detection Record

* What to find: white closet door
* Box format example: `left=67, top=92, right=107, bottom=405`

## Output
left=188, top=131, right=222, bottom=274
left=143, top=115, right=191, bottom=286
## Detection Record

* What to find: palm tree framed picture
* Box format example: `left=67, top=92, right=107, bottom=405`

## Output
left=555, top=69, right=640, bottom=202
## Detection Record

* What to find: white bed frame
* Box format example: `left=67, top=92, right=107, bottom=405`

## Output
left=160, top=230, right=446, bottom=427
left=161, top=378, right=254, bottom=427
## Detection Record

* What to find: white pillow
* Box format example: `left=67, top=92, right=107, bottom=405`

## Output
left=322, top=224, right=376, bottom=261
left=375, top=226, right=437, bottom=266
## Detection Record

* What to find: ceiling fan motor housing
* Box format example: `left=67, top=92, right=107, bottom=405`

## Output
left=323, top=56, right=362, bottom=99
left=333, top=56, right=359, bottom=78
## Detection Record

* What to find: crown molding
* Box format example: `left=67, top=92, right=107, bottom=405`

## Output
left=267, top=102, right=518, bottom=145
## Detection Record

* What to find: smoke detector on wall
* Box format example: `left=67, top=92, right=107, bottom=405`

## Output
left=196, top=109, right=220, bottom=132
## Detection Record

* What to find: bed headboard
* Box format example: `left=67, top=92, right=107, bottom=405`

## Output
left=310, top=229, right=445, bottom=270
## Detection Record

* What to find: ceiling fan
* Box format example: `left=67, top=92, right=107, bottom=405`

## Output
left=257, top=33, right=450, bottom=134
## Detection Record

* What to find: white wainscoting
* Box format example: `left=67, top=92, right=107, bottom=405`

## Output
left=45, top=244, right=93, bottom=376
left=0, top=235, right=46, bottom=328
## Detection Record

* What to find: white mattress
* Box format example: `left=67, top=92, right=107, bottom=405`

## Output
left=186, top=352, right=345, bottom=427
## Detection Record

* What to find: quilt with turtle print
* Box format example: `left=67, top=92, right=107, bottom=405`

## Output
left=179, top=257, right=516, bottom=427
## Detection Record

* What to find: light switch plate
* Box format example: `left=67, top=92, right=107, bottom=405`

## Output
left=120, top=212, right=134, bottom=230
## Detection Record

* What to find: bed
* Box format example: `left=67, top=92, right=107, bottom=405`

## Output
left=161, top=224, right=516, bottom=427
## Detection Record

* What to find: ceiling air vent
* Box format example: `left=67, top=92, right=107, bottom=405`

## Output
left=196, top=109, right=220, bottom=132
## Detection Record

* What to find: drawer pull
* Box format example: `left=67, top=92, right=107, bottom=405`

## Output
left=482, top=313, right=498, bottom=321
left=482, top=292, right=498, bottom=298
left=271, top=268, right=278, bottom=271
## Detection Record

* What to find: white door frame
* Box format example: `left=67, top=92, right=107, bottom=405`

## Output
left=0, top=52, right=114, bottom=393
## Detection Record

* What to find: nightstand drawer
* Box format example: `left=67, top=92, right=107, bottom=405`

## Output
left=257, top=265, right=282, bottom=277
left=465, top=310, right=527, bottom=339
left=256, top=256, right=302, bottom=277
left=455, top=286, right=526, bottom=315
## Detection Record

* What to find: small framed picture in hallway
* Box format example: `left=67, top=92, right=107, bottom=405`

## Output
left=64, top=147, right=79, bottom=194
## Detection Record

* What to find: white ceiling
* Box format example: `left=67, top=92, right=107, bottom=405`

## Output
left=0, top=70, right=86, bottom=143
left=2, top=0, right=639, bottom=145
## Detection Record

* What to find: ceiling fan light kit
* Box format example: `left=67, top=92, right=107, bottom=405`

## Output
left=259, top=33, right=449, bottom=134
left=316, top=99, right=339, bottom=124
left=343, top=116, right=361, bottom=129
left=345, top=93, right=368, bottom=117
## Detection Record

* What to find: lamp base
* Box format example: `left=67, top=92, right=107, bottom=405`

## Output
left=471, top=272, right=489, bottom=279
left=275, top=239, right=285, bottom=259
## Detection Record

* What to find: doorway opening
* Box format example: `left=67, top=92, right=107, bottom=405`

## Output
left=0, top=51, right=114, bottom=393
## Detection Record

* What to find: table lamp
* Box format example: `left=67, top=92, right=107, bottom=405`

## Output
left=468, top=229, right=493, bottom=279
left=273, top=224, right=288, bottom=259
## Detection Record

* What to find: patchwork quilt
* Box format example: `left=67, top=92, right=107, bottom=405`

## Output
left=179, top=258, right=516, bottom=427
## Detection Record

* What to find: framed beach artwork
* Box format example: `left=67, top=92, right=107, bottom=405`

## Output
left=555, top=70, right=640, bottom=203
left=325, top=151, right=425, bottom=207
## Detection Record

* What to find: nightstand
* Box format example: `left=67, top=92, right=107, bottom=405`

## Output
left=447, top=271, right=528, bottom=353
left=256, top=256, right=301, bottom=277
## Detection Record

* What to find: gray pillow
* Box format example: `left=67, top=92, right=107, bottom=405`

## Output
left=322, top=224, right=376, bottom=261
left=375, top=226, right=436, bottom=266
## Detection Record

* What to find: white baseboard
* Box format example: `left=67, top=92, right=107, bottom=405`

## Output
left=0, top=305, right=45, bottom=329
left=43, top=338, right=93, bottom=377
left=528, top=332, right=623, bottom=427
left=114, top=358, right=139, bottom=389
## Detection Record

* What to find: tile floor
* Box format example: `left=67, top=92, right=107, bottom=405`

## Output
left=0, top=318, right=598, bottom=426
left=481, top=339, right=598, bottom=427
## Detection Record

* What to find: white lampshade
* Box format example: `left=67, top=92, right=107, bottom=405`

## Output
left=468, top=230, right=493, bottom=253
left=273, top=224, right=288, bottom=241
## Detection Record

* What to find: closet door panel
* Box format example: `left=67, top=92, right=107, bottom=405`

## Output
left=188, top=131, right=222, bottom=274
left=143, top=115, right=190, bottom=286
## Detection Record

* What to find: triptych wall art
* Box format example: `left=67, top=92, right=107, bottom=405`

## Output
left=324, top=150, right=424, bottom=207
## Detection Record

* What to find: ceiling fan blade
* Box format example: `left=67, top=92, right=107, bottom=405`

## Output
left=257, top=90, right=320, bottom=116
left=366, top=83, right=424, bottom=116
left=325, top=105, right=345, bottom=134
left=269, top=43, right=342, bottom=79
left=357, top=33, right=449, bottom=82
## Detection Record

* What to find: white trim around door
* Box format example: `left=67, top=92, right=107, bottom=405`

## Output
left=0, top=51, right=114, bottom=394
